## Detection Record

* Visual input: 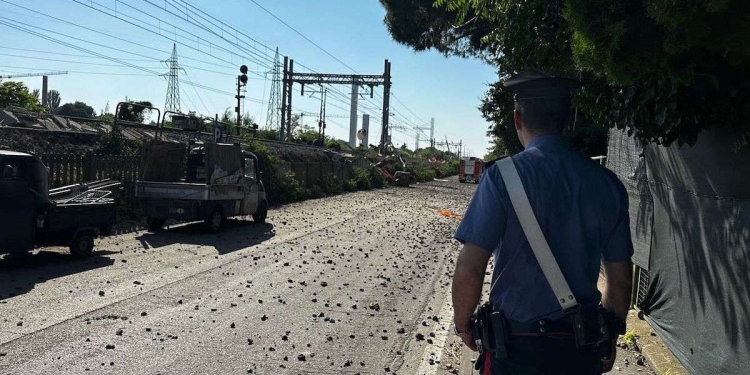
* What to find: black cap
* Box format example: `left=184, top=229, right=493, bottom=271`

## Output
left=502, top=71, right=581, bottom=102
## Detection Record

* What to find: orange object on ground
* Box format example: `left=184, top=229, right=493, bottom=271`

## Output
left=438, top=210, right=463, bottom=220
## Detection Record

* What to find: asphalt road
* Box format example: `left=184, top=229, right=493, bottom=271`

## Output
left=0, top=177, right=653, bottom=375
left=1, top=178, right=471, bottom=374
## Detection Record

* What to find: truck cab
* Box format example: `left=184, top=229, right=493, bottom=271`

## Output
left=0, top=151, right=47, bottom=252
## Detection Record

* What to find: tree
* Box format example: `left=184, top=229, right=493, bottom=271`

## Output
left=382, top=0, right=750, bottom=152
left=256, top=129, right=279, bottom=141
left=0, top=81, right=44, bottom=112
left=242, top=112, right=255, bottom=128
left=380, top=0, right=493, bottom=60
left=381, top=0, right=606, bottom=156
left=47, top=90, right=61, bottom=113
left=221, top=108, right=234, bottom=123
left=116, top=100, right=153, bottom=123
left=289, top=114, right=302, bottom=136
left=56, top=101, right=96, bottom=118
left=98, top=101, right=114, bottom=123
left=294, top=123, right=321, bottom=144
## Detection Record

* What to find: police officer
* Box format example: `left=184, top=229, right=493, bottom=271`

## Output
left=452, top=72, right=633, bottom=374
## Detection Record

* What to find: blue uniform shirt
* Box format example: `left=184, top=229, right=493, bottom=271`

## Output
left=455, top=134, right=633, bottom=322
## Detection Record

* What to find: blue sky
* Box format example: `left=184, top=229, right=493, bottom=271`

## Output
left=0, top=0, right=497, bottom=156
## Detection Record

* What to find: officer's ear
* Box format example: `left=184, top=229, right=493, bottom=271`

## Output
left=513, top=109, right=523, bottom=131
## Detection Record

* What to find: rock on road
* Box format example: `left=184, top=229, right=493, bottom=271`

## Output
left=0, top=178, right=472, bottom=374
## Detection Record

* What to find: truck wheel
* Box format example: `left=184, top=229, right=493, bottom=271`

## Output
left=253, top=202, right=268, bottom=224
left=205, top=208, right=224, bottom=232
left=70, top=232, right=94, bottom=259
left=147, top=218, right=165, bottom=232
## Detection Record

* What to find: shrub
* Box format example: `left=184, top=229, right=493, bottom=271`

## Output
left=310, top=184, right=326, bottom=199
left=351, top=167, right=372, bottom=191
left=345, top=178, right=357, bottom=192
left=407, top=165, right=437, bottom=182
left=369, top=167, right=386, bottom=189
left=270, top=172, right=308, bottom=203
left=322, top=173, right=344, bottom=196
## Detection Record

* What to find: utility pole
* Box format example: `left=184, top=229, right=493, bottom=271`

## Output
left=430, top=118, right=435, bottom=149
left=318, top=88, right=327, bottom=141
left=265, top=48, right=282, bottom=131
left=380, top=60, right=391, bottom=154
left=349, top=82, right=359, bottom=148
left=236, top=65, right=249, bottom=133
left=42, top=76, right=48, bottom=112
left=164, top=44, right=181, bottom=118
left=281, top=56, right=294, bottom=141
left=361, top=114, right=370, bottom=147
left=414, top=124, right=431, bottom=152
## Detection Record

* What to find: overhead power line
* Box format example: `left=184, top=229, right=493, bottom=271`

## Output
left=0, top=46, right=154, bottom=62
left=172, top=0, right=276, bottom=55
left=392, top=92, right=427, bottom=124
left=248, top=0, right=357, bottom=73
left=68, top=0, right=268, bottom=74
left=0, top=52, right=163, bottom=68
left=0, top=64, right=152, bottom=76
left=152, top=0, right=275, bottom=65
left=0, top=17, right=162, bottom=75
left=0, top=18, right=249, bottom=100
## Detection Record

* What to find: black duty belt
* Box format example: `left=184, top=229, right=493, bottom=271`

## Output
left=507, top=319, right=575, bottom=338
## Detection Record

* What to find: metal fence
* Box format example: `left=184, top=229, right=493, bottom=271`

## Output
left=40, top=153, right=140, bottom=189
left=40, top=153, right=351, bottom=197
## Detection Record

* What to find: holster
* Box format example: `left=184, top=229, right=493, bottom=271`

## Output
left=566, top=306, right=616, bottom=361
left=470, top=303, right=509, bottom=360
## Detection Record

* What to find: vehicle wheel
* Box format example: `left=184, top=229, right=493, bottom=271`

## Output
left=70, top=232, right=95, bottom=259
left=147, top=218, right=165, bottom=232
left=252, top=201, right=268, bottom=224
left=205, top=208, right=224, bottom=232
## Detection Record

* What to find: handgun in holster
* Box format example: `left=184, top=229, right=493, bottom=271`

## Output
left=471, top=303, right=509, bottom=362
left=566, top=306, right=616, bottom=362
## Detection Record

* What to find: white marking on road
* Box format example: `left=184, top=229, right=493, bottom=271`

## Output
left=416, top=286, right=454, bottom=375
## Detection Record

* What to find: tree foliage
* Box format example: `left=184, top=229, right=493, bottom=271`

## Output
left=116, top=100, right=154, bottom=123
left=382, top=0, right=750, bottom=152
left=0, top=81, right=44, bottom=112
left=47, top=90, right=61, bottom=113
left=379, top=0, right=493, bottom=59
left=56, top=101, right=96, bottom=118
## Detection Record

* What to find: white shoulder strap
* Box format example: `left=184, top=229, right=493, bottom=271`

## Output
left=496, top=157, right=579, bottom=312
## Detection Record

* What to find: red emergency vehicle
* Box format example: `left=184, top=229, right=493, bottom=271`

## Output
left=459, top=157, right=484, bottom=183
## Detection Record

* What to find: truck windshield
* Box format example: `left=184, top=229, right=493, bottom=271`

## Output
left=0, top=157, right=29, bottom=181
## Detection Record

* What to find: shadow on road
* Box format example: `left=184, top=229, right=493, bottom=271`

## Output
left=135, top=219, right=275, bottom=255
left=0, top=250, right=117, bottom=300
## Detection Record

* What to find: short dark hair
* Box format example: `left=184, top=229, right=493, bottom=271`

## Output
left=515, top=98, right=571, bottom=133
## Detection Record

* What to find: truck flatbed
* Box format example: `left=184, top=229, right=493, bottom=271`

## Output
left=135, top=181, right=245, bottom=201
